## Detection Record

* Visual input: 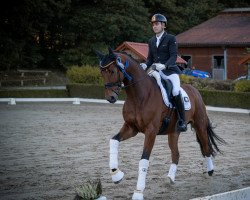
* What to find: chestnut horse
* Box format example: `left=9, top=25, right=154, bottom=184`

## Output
left=96, top=48, right=225, bottom=200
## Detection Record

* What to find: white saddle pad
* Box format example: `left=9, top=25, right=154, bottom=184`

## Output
left=148, top=70, right=191, bottom=110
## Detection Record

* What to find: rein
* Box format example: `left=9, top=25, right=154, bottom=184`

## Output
left=121, top=75, right=148, bottom=89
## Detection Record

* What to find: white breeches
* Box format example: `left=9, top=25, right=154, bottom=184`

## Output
left=159, top=72, right=181, bottom=96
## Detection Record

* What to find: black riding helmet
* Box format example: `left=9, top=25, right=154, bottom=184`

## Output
left=151, top=14, right=167, bottom=26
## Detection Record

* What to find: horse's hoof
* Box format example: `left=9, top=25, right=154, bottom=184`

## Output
left=96, top=196, right=107, bottom=200
left=114, top=178, right=123, bottom=184
left=167, top=175, right=175, bottom=184
left=132, top=190, right=144, bottom=200
left=208, top=170, right=214, bottom=176
left=110, top=169, right=124, bottom=184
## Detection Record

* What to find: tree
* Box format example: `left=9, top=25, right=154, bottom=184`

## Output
left=173, top=0, right=224, bottom=33
left=60, top=0, right=152, bottom=67
left=0, top=0, right=249, bottom=70
left=0, top=0, right=70, bottom=70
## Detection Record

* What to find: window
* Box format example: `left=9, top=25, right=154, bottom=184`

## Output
left=213, top=56, right=224, bottom=69
left=181, top=55, right=192, bottom=68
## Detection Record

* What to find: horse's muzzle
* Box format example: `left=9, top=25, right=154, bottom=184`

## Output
left=105, top=88, right=119, bottom=103
left=107, top=95, right=118, bottom=103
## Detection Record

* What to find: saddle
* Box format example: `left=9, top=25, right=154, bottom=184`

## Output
left=148, top=70, right=191, bottom=135
left=148, top=70, right=191, bottom=110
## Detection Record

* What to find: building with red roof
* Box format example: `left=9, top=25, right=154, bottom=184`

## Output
left=116, top=41, right=187, bottom=65
left=176, top=8, right=250, bottom=80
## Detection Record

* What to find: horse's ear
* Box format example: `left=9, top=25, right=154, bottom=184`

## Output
left=108, top=47, right=116, bottom=57
left=94, top=50, right=105, bottom=61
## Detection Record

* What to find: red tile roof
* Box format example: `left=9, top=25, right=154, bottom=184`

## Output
left=116, top=41, right=187, bottom=64
left=176, top=8, right=250, bottom=47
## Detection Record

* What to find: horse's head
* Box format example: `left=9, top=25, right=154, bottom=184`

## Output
left=95, top=47, right=132, bottom=103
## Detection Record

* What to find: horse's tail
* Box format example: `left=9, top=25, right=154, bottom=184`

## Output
left=207, top=118, right=227, bottom=157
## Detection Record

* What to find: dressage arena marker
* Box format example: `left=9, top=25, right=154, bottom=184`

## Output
left=8, top=98, right=16, bottom=105
left=73, top=98, right=81, bottom=105
left=0, top=98, right=249, bottom=114
left=190, top=186, right=250, bottom=200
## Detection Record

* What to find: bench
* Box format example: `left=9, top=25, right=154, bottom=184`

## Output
left=17, top=70, right=51, bottom=77
left=0, top=78, right=46, bottom=87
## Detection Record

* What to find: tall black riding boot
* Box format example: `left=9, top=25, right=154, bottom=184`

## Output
left=173, top=93, right=187, bottom=132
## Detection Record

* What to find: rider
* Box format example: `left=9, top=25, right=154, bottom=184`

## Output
left=140, top=13, right=187, bottom=132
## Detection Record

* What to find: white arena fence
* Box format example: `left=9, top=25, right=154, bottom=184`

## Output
left=190, top=187, right=250, bottom=200
left=0, top=98, right=249, bottom=114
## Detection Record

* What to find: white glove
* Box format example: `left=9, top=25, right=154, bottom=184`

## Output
left=148, top=69, right=154, bottom=76
left=140, top=63, right=147, bottom=70
left=152, top=63, right=166, bottom=71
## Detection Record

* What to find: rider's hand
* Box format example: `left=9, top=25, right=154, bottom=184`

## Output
left=152, top=63, right=166, bottom=71
left=140, top=63, right=147, bottom=70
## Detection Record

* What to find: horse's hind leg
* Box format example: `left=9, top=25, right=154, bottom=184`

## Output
left=110, top=122, right=137, bottom=183
left=167, top=132, right=180, bottom=184
left=193, top=122, right=214, bottom=176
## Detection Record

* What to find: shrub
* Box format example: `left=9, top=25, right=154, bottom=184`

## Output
left=66, top=65, right=103, bottom=85
left=180, top=74, right=234, bottom=91
left=234, top=80, right=250, bottom=92
left=180, top=74, right=195, bottom=84
left=199, top=89, right=250, bottom=109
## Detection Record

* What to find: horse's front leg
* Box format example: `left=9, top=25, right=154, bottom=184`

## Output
left=110, top=123, right=137, bottom=184
left=167, top=132, right=180, bottom=184
left=132, top=130, right=156, bottom=200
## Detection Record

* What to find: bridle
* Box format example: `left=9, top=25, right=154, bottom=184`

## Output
left=100, top=56, right=148, bottom=95
left=100, top=61, right=122, bottom=96
left=100, top=56, right=131, bottom=91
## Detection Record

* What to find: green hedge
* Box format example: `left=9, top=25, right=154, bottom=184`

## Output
left=199, top=89, right=250, bottom=109
left=1, top=84, right=249, bottom=109
left=0, top=89, right=68, bottom=98
left=66, top=84, right=105, bottom=99
left=66, top=83, right=127, bottom=100
left=66, top=84, right=249, bottom=109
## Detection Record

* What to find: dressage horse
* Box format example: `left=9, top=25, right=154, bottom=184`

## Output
left=96, top=48, right=225, bottom=200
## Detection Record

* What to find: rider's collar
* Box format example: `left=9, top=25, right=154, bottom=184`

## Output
left=156, top=31, right=165, bottom=39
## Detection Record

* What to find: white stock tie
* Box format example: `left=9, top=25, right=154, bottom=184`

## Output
left=156, top=37, right=160, bottom=47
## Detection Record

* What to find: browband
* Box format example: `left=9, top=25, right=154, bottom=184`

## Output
left=100, top=61, right=115, bottom=68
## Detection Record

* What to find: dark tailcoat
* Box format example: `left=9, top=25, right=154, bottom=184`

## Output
left=146, top=32, right=181, bottom=75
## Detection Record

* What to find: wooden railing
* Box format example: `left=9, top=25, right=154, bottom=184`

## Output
left=0, top=70, right=51, bottom=87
